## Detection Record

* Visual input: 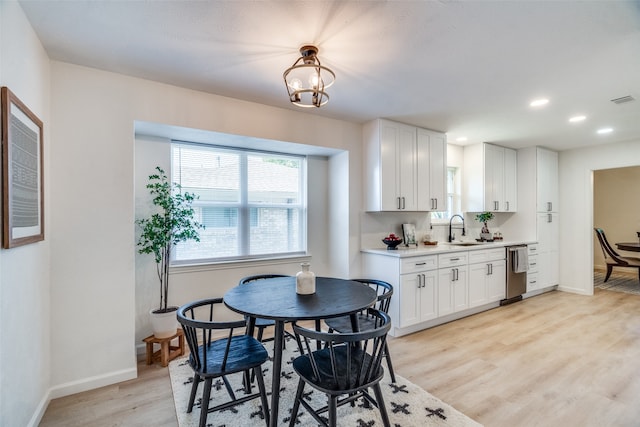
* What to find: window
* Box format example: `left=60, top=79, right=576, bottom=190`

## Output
left=431, top=167, right=461, bottom=222
left=171, top=142, right=306, bottom=264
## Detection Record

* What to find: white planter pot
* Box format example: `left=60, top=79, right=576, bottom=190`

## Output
left=149, top=307, right=179, bottom=338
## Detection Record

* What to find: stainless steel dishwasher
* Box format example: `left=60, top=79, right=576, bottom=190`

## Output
left=501, top=244, right=528, bottom=305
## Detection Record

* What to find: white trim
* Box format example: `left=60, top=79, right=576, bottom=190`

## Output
left=48, top=367, right=137, bottom=400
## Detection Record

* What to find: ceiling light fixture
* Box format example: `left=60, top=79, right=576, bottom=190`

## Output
left=597, top=127, right=613, bottom=134
left=456, top=137, right=468, bottom=142
left=283, top=45, right=335, bottom=108
left=569, top=115, right=586, bottom=123
left=530, top=98, right=549, bottom=107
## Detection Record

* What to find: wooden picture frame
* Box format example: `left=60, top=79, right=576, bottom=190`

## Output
left=1, top=87, right=44, bottom=248
left=402, top=223, right=417, bottom=246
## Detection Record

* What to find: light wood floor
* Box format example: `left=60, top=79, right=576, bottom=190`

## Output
left=41, top=282, right=640, bottom=427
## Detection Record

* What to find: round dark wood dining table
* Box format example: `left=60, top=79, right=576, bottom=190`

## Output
left=615, top=242, right=640, bottom=252
left=224, top=276, right=378, bottom=427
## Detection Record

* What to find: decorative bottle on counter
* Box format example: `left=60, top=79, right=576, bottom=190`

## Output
left=296, top=262, right=316, bottom=295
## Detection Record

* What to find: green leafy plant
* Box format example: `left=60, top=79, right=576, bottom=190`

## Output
left=136, top=167, right=203, bottom=313
left=474, top=212, right=495, bottom=224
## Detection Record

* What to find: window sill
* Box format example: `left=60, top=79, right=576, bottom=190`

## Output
left=170, top=254, right=312, bottom=275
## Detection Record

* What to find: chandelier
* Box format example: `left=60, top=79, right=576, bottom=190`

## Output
left=283, top=45, right=335, bottom=108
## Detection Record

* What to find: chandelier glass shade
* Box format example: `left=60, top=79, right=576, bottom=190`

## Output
left=283, top=45, right=335, bottom=108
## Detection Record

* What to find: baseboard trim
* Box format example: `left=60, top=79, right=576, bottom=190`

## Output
left=27, top=390, right=52, bottom=427
left=48, top=367, right=138, bottom=400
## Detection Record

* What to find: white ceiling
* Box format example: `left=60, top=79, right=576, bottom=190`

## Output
left=18, top=0, right=640, bottom=151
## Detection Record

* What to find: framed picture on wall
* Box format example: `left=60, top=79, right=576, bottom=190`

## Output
left=1, top=87, right=44, bottom=248
left=402, top=223, right=417, bottom=246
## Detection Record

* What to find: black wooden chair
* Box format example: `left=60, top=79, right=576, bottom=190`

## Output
left=177, top=298, right=270, bottom=427
left=324, top=279, right=396, bottom=382
left=289, top=308, right=392, bottom=427
left=239, top=274, right=295, bottom=344
left=594, top=228, right=640, bottom=283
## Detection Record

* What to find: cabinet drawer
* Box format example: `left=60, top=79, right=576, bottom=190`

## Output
left=528, top=244, right=539, bottom=256
left=527, top=254, right=539, bottom=273
left=527, top=272, right=539, bottom=292
left=400, top=255, right=438, bottom=274
left=468, top=247, right=506, bottom=264
left=438, top=252, right=468, bottom=268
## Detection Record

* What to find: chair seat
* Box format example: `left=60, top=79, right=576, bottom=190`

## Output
left=253, top=317, right=275, bottom=328
left=191, top=335, right=268, bottom=376
left=617, top=256, right=640, bottom=267
left=325, top=313, right=377, bottom=333
left=293, top=345, right=383, bottom=394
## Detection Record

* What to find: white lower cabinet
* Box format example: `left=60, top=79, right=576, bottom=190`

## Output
left=363, top=246, right=510, bottom=337
left=468, top=248, right=506, bottom=307
left=437, top=252, right=469, bottom=316
left=399, top=269, right=437, bottom=327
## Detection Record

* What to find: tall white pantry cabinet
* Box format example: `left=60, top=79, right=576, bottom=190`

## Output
left=363, top=118, right=447, bottom=212
left=516, top=146, right=560, bottom=290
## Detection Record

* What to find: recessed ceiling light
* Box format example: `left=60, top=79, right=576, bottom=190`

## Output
left=597, top=127, right=613, bottom=134
left=456, top=137, right=468, bottom=142
left=530, top=98, right=549, bottom=107
left=569, top=115, right=586, bottom=123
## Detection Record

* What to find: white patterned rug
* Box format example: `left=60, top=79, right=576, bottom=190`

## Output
left=594, top=271, right=640, bottom=295
left=169, top=339, right=482, bottom=427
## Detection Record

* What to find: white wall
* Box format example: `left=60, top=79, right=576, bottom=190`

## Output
left=0, top=2, right=52, bottom=426
left=559, top=139, right=640, bottom=295
left=49, top=61, right=363, bottom=398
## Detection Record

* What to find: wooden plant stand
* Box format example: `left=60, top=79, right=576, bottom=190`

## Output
left=143, top=328, right=185, bottom=367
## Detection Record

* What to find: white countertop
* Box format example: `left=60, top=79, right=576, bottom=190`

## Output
left=361, top=240, right=537, bottom=258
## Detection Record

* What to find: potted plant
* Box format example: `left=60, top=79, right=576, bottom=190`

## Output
left=475, top=211, right=495, bottom=241
left=136, top=166, right=203, bottom=338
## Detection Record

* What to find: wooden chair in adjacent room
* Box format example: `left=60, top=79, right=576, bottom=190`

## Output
left=594, top=228, right=640, bottom=283
left=324, top=279, right=396, bottom=382
left=177, top=298, right=270, bottom=427
left=288, top=308, right=392, bottom=427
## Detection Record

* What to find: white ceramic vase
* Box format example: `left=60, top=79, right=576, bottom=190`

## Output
left=149, top=307, right=179, bottom=338
left=296, top=262, right=316, bottom=295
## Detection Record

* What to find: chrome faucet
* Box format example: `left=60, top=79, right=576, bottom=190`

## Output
left=448, top=214, right=466, bottom=242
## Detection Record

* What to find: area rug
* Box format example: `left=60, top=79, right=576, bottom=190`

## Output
left=594, top=271, right=640, bottom=295
left=169, top=338, right=482, bottom=427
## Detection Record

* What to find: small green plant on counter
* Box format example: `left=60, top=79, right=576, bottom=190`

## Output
left=475, top=211, right=494, bottom=224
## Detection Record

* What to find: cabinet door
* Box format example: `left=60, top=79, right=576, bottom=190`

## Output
left=397, top=124, right=417, bottom=210
left=504, top=148, right=517, bottom=212
left=536, top=148, right=559, bottom=212
left=399, top=273, right=421, bottom=327
left=537, top=212, right=559, bottom=288
left=487, top=259, right=506, bottom=302
left=419, top=270, right=438, bottom=322
left=452, top=266, right=468, bottom=312
left=437, top=269, right=455, bottom=316
left=484, top=144, right=505, bottom=211
left=469, top=262, right=489, bottom=308
left=416, top=128, right=447, bottom=212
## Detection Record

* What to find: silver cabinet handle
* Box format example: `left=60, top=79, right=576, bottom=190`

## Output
left=402, top=197, right=406, bottom=209
left=506, top=201, right=509, bottom=211
left=547, top=202, right=552, bottom=212
left=417, top=274, right=421, bottom=288
left=450, top=258, right=460, bottom=261
left=416, top=262, right=426, bottom=266
left=548, top=213, right=552, bottom=223
left=422, top=273, right=426, bottom=288
left=487, top=264, right=491, bottom=275
left=397, top=197, right=401, bottom=210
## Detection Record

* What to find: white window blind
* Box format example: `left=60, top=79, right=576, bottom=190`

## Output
left=171, top=142, right=306, bottom=263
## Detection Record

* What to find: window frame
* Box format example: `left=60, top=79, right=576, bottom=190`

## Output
left=170, top=141, right=308, bottom=265
left=430, top=166, right=461, bottom=224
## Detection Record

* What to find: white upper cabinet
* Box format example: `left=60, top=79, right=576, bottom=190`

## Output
left=417, top=128, right=447, bottom=211
left=364, top=119, right=447, bottom=212
left=536, top=148, right=559, bottom=212
left=463, top=143, right=517, bottom=212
